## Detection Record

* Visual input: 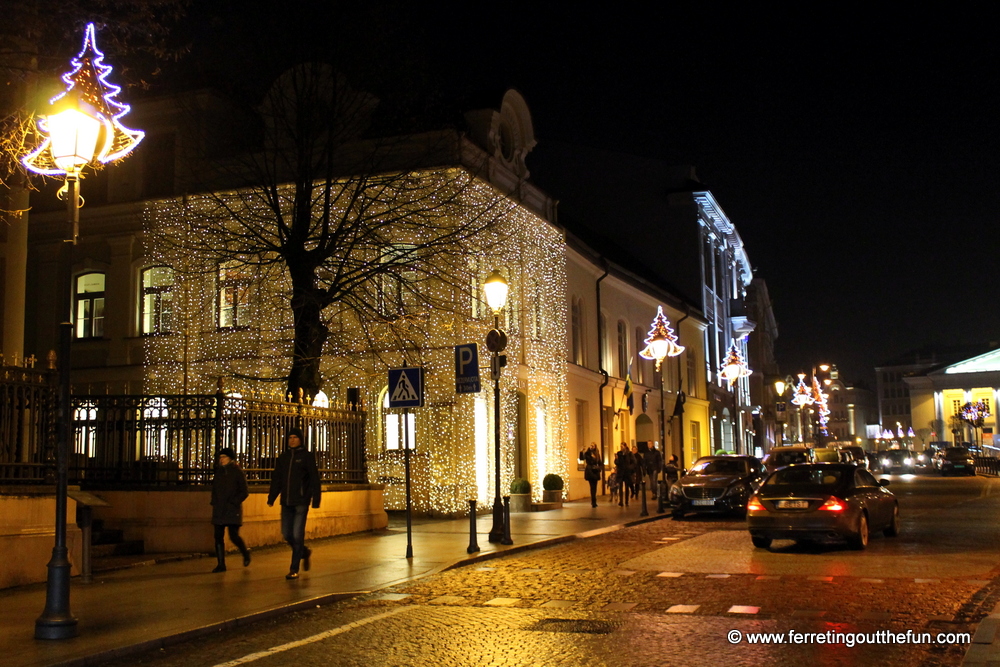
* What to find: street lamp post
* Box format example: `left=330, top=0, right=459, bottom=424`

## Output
left=638, top=306, right=685, bottom=511
left=774, top=379, right=787, bottom=446
left=22, top=24, right=143, bottom=640
left=483, top=270, right=512, bottom=545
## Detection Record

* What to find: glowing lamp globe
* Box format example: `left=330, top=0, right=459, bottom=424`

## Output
left=774, top=380, right=786, bottom=396
left=483, top=270, right=509, bottom=314
left=46, top=105, right=103, bottom=173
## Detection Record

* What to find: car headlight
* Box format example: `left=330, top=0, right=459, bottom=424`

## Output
left=882, top=458, right=891, bottom=466
left=669, top=485, right=681, bottom=500
left=904, top=458, right=913, bottom=466
left=918, top=455, right=926, bottom=462
left=723, top=483, right=746, bottom=498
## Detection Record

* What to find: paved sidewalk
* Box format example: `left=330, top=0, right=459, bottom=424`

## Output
left=0, top=498, right=666, bottom=667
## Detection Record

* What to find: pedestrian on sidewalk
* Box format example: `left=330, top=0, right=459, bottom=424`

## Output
left=644, top=443, right=663, bottom=500
left=267, top=427, right=322, bottom=580
left=614, top=442, right=635, bottom=507
left=210, top=447, right=251, bottom=573
left=630, top=443, right=642, bottom=500
left=579, top=442, right=603, bottom=507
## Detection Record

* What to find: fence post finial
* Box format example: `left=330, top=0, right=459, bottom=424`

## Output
left=47, top=350, right=57, bottom=370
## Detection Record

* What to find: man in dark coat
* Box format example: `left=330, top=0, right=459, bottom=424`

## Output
left=210, top=447, right=250, bottom=572
left=643, top=444, right=664, bottom=500
left=267, top=427, right=322, bottom=579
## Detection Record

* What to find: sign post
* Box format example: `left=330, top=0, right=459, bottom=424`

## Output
left=388, top=367, right=423, bottom=558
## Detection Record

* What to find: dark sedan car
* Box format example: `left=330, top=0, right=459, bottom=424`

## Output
left=669, top=456, right=766, bottom=519
left=879, top=449, right=915, bottom=474
left=746, top=463, right=899, bottom=550
left=940, top=447, right=976, bottom=476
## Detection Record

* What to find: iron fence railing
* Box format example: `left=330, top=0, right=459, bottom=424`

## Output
left=2, top=388, right=367, bottom=487
left=0, top=363, right=57, bottom=484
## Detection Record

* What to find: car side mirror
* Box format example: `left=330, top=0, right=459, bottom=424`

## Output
left=877, top=479, right=890, bottom=487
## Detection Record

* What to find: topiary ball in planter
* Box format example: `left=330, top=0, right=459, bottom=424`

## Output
left=542, top=474, right=563, bottom=491
left=509, top=477, right=531, bottom=495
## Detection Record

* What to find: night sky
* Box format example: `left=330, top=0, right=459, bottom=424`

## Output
left=156, top=3, right=1000, bottom=385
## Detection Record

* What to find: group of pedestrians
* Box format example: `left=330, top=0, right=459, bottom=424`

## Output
left=210, top=427, right=322, bottom=580
left=578, top=441, right=680, bottom=507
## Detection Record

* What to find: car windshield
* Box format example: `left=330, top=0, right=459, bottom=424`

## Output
left=945, top=447, right=970, bottom=458
left=883, top=450, right=909, bottom=461
left=767, top=466, right=845, bottom=487
left=771, top=451, right=810, bottom=466
left=689, top=459, right=748, bottom=475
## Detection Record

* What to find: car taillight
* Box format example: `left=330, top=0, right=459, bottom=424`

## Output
left=746, top=495, right=765, bottom=512
left=818, top=497, right=846, bottom=512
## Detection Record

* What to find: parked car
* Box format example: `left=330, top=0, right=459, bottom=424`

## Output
left=762, top=446, right=813, bottom=471
left=838, top=445, right=868, bottom=469
left=939, top=446, right=976, bottom=476
left=669, top=455, right=767, bottom=519
left=878, top=449, right=915, bottom=474
left=746, top=463, right=899, bottom=550
left=812, top=447, right=841, bottom=463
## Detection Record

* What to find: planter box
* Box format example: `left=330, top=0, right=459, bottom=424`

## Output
left=509, top=493, right=531, bottom=513
left=542, top=489, right=562, bottom=503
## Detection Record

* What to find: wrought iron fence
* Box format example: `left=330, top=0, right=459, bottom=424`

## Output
left=0, top=363, right=57, bottom=484
left=2, top=388, right=366, bottom=487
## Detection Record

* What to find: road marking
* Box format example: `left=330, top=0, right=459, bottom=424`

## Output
left=657, top=572, right=684, bottom=578
left=212, top=606, right=413, bottom=666
left=484, top=597, right=520, bottom=606
left=667, top=604, right=700, bottom=613
left=706, top=574, right=730, bottom=579
left=728, top=605, right=759, bottom=614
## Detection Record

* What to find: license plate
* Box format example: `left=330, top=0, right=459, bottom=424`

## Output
left=777, top=500, right=809, bottom=509
left=954, top=465, right=965, bottom=468
left=692, top=499, right=715, bottom=506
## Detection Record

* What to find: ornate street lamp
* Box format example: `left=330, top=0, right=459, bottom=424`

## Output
left=774, top=378, right=788, bottom=446
left=23, top=23, right=143, bottom=640
left=638, top=306, right=685, bottom=511
left=483, top=270, right=512, bottom=544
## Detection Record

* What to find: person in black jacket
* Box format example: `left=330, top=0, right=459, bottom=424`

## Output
left=579, top=443, right=603, bottom=508
left=267, top=427, right=322, bottom=580
left=210, top=447, right=250, bottom=572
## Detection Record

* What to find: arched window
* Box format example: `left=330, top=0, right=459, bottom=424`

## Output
left=75, top=272, right=105, bottom=338
left=381, top=389, right=415, bottom=450
left=634, top=327, right=646, bottom=385
left=140, top=266, right=175, bottom=335
left=617, top=320, right=629, bottom=378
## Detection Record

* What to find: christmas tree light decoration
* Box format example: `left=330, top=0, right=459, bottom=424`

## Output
left=790, top=373, right=814, bottom=407
left=23, top=23, right=144, bottom=176
left=638, top=306, right=684, bottom=370
left=812, top=377, right=830, bottom=436
left=907, top=427, right=915, bottom=438
left=718, top=339, right=751, bottom=385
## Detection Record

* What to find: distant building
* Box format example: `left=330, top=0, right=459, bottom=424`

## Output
left=745, top=278, right=779, bottom=454
left=875, top=344, right=995, bottom=435
left=905, top=347, right=1000, bottom=451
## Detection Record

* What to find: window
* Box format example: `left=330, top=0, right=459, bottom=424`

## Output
left=382, top=389, right=415, bottom=450
left=571, top=297, right=585, bottom=365
left=617, top=320, right=629, bottom=378
left=217, top=261, right=253, bottom=329
left=634, top=327, right=646, bottom=385
left=140, top=266, right=175, bottom=335
left=575, top=399, right=589, bottom=469
left=75, top=272, right=105, bottom=338
left=378, top=244, right=418, bottom=317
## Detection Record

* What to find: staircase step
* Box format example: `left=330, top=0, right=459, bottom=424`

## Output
left=91, top=540, right=144, bottom=558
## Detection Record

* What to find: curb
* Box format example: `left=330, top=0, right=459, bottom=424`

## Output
left=52, top=510, right=669, bottom=666
left=963, top=602, right=1000, bottom=665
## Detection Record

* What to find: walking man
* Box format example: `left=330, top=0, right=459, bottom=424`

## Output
left=267, top=427, right=321, bottom=580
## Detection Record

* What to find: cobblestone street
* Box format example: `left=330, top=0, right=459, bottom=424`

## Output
left=103, top=498, right=995, bottom=667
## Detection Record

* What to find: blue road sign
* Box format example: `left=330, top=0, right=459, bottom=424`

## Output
left=455, top=344, right=481, bottom=393
left=388, top=367, right=423, bottom=408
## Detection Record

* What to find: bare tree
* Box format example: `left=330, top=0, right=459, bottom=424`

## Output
left=151, top=63, right=513, bottom=399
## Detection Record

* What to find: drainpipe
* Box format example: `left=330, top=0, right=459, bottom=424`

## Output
left=674, top=306, right=691, bottom=470
left=596, top=261, right=610, bottom=483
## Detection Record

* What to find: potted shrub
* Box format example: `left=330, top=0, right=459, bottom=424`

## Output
left=509, top=478, right=531, bottom=513
left=542, top=473, right=563, bottom=503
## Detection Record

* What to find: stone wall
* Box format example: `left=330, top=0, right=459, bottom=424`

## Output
left=0, top=490, right=83, bottom=589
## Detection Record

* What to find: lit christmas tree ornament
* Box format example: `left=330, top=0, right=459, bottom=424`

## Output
left=790, top=373, right=814, bottom=407
left=23, top=22, right=144, bottom=176
left=638, top=306, right=684, bottom=370
left=718, top=339, right=751, bottom=386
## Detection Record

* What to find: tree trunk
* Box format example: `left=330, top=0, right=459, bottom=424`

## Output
left=287, top=275, right=328, bottom=402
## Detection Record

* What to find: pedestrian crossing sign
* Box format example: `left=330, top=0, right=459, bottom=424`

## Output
left=388, top=367, right=424, bottom=408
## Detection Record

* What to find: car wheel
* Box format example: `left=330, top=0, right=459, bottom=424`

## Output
left=849, top=513, right=869, bottom=550
left=883, top=504, right=900, bottom=537
left=751, top=535, right=771, bottom=549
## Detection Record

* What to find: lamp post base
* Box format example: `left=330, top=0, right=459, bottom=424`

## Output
left=35, top=549, right=77, bottom=640
left=487, top=496, right=505, bottom=543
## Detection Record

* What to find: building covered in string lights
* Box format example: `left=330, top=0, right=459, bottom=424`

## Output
left=17, top=83, right=571, bottom=516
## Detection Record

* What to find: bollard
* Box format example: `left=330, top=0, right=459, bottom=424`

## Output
left=657, top=479, right=666, bottom=514
left=467, top=499, right=480, bottom=554
left=639, top=478, right=649, bottom=517
left=501, top=496, right=513, bottom=545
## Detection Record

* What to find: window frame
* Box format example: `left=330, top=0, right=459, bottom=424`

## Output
left=139, top=265, right=175, bottom=335
left=74, top=272, right=106, bottom=339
